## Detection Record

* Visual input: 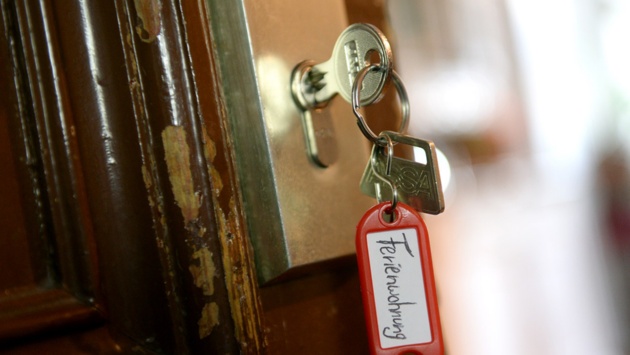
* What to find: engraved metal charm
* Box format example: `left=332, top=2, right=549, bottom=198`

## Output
left=360, top=131, right=445, bottom=215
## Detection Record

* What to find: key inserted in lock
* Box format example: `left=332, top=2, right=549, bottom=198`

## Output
left=291, top=23, right=393, bottom=167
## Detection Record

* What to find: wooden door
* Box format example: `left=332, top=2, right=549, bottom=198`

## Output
left=0, top=0, right=395, bottom=353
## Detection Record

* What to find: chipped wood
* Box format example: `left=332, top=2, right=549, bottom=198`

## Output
left=202, top=131, right=266, bottom=353
left=198, top=302, right=219, bottom=339
left=133, top=0, right=161, bottom=43
left=161, top=126, right=201, bottom=224
left=189, top=247, right=216, bottom=297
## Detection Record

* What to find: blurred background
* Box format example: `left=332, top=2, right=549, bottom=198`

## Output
left=386, top=0, right=630, bottom=354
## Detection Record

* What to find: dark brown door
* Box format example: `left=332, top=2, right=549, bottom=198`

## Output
left=0, top=0, right=393, bottom=353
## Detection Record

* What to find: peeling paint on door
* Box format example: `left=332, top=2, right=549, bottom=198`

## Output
left=140, top=164, right=156, bottom=208
left=201, top=127, right=264, bottom=347
left=133, top=0, right=161, bottom=43
left=198, top=302, right=220, bottom=339
left=162, top=126, right=201, bottom=224
left=189, top=247, right=216, bottom=296
left=203, top=130, right=223, bottom=196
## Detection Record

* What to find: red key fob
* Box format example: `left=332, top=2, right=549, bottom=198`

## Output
left=356, top=202, right=443, bottom=355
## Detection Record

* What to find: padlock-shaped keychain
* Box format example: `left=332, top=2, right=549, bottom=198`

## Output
left=360, top=131, right=445, bottom=215
left=356, top=202, right=443, bottom=355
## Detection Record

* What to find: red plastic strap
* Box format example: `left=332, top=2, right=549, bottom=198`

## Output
left=356, top=202, right=443, bottom=355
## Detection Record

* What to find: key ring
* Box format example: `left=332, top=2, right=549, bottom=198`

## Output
left=369, top=133, right=398, bottom=213
left=352, top=64, right=410, bottom=146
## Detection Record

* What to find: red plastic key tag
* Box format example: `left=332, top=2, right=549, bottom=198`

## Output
left=356, top=202, right=443, bottom=355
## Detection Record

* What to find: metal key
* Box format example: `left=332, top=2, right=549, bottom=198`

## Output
left=360, top=131, right=445, bottom=215
left=292, top=23, right=393, bottom=110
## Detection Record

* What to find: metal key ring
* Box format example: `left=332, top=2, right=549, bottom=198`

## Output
left=370, top=133, right=398, bottom=213
left=352, top=65, right=410, bottom=146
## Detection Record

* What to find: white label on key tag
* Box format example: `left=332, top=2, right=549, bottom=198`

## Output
left=367, top=228, right=432, bottom=348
